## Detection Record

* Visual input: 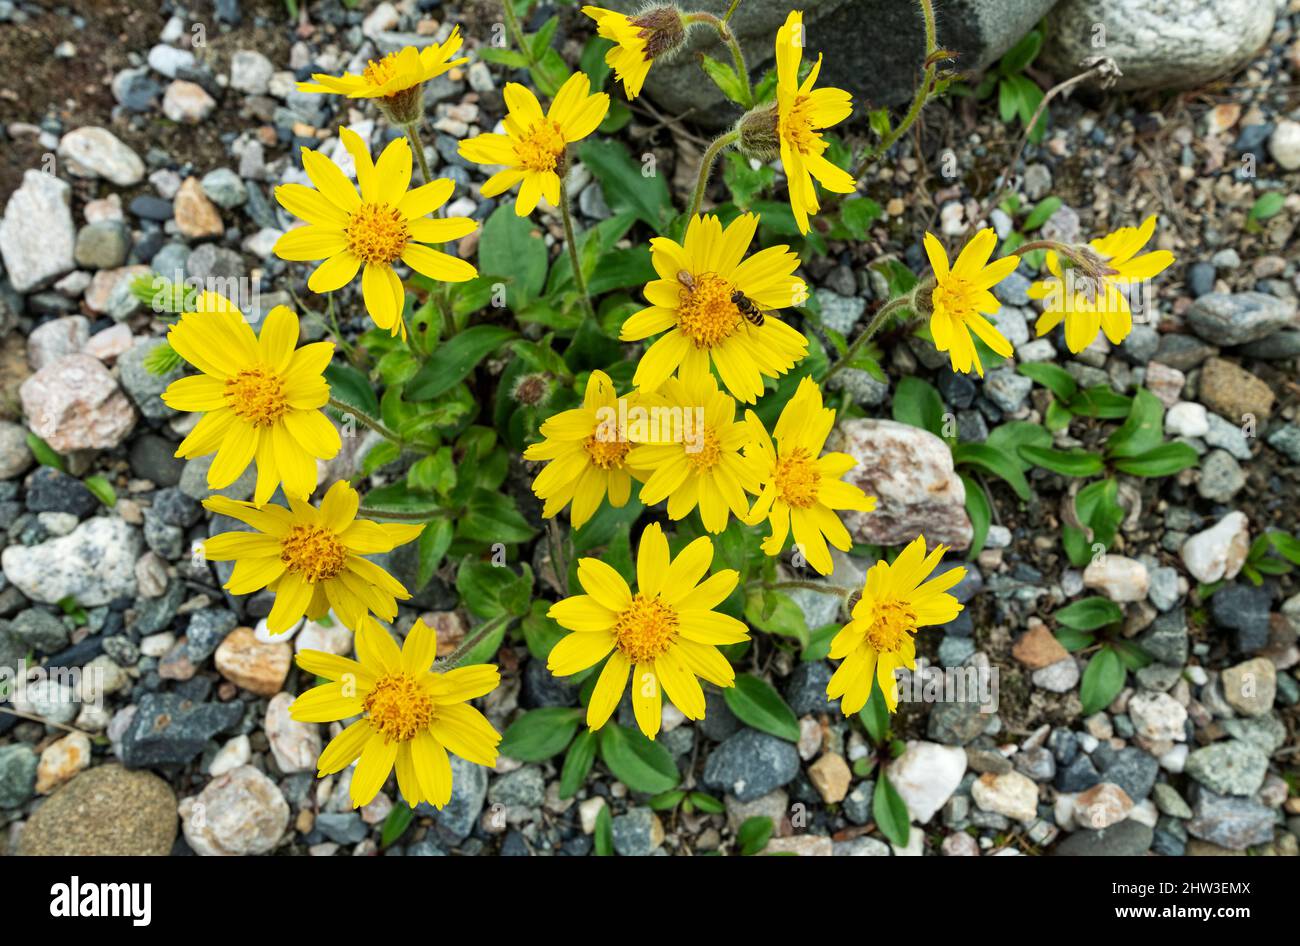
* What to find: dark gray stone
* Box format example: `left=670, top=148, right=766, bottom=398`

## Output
left=1098, top=747, right=1159, bottom=802
left=8, top=608, right=69, bottom=653
left=0, top=744, right=38, bottom=808
left=120, top=693, right=243, bottom=767
left=185, top=608, right=238, bottom=662
left=611, top=807, right=660, bottom=855
left=25, top=467, right=99, bottom=518
left=1053, top=820, right=1153, bottom=856
left=1186, top=292, right=1297, bottom=346
left=702, top=728, right=799, bottom=802
left=1137, top=607, right=1189, bottom=666
left=1211, top=583, right=1272, bottom=653
left=1186, top=788, right=1274, bottom=850
left=783, top=661, right=839, bottom=716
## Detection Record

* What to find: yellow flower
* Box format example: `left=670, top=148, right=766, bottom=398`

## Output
left=297, top=32, right=468, bottom=123
left=622, top=213, right=808, bottom=403
left=458, top=72, right=609, bottom=216
left=1028, top=215, right=1175, bottom=353
left=827, top=535, right=966, bottom=713
left=201, top=481, right=423, bottom=634
left=290, top=617, right=501, bottom=809
left=774, top=10, right=855, bottom=234
left=743, top=376, right=875, bottom=576
left=627, top=365, right=759, bottom=533
left=547, top=523, right=747, bottom=739
left=581, top=5, right=685, bottom=100
left=274, top=127, right=478, bottom=340
left=522, top=370, right=650, bottom=530
left=161, top=295, right=340, bottom=506
left=923, top=229, right=1019, bottom=377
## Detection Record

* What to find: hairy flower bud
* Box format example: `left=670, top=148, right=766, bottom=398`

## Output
left=374, top=84, right=425, bottom=127
left=735, top=104, right=781, bottom=163
left=511, top=372, right=553, bottom=408
left=632, top=5, right=687, bottom=62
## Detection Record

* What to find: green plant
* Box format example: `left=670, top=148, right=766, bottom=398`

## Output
left=1052, top=596, right=1150, bottom=714
left=971, top=28, right=1049, bottom=143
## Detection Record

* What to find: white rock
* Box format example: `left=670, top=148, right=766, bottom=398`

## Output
left=887, top=741, right=967, bottom=824
left=295, top=619, right=354, bottom=655
left=0, top=170, right=75, bottom=292
left=1165, top=401, right=1209, bottom=437
left=1083, top=555, right=1150, bottom=602
left=1181, top=511, right=1249, bottom=584
left=180, top=765, right=289, bottom=856
left=1, top=516, right=140, bottom=606
left=255, top=615, right=302, bottom=644
left=264, top=692, right=321, bottom=774
left=1128, top=691, right=1188, bottom=742
left=20, top=353, right=137, bottom=452
left=1268, top=120, right=1300, bottom=171
left=971, top=770, right=1039, bottom=822
left=27, top=315, right=90, bottom=371
left=57, top=127, right=145, bottom=186
left=229, top=49, right=275, bottom=95
left=209, top=735, right=251, bottom=777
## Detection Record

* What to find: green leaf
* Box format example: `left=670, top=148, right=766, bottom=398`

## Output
left=743, top=587, right=810, bottom=647
left=559, top=729, right=598, bottom=799
left=689, top=791, right=725, bottom=815
left=1018, top=445, right=1104, bottom=477
left=999, top=28, right=1042, bottom=74
left=1079, top=646, right=1126, bottom=715
left=873, top=773, right=911, bottom=848
left=415, top=518, right=453, bottom=590
left=1112, top=442, right=1199, bottom=477
left=478, top=205, right=548, bottom=306
left=1106, top=387, right=1164, bottom=459
left=530, top=48, right=572, bottom=98
left=1249, top=192, right=1285, bottom=222
left=1075, top=476, right=1124, bottom=554
left=477, top=47, right=529, bottom=68
left=997, top=76, right=1021, bottom=124
left=953, top=442, right=1031, bottom=501
left=1067, top=385, right=1132, bottom=419
left=984, top=421, right=1052, bottom=469
left=406, top=325, right=515, bottom=400
left=594, top=804, right=614, bottom=856
left=722, top=152, right=775, bottom=210
left=379, top=803, right=414, bottom=849
left=1018, top=362, right=1077, bottom=402
left=961, top=473, right=991, bottom=558
left=457, top=488, right=537, bottom=544
left=649, top=789, right=686, bottom=811
left=736, top=816, right=773, bottom=856
left=1022, top=195, right=1060, bottom=231
left=599, top=724, right=680, bottom=794
left=577, top=139, right=673, bottom=230
left=723, top=674, right=800, bottom=742
left=499, top=707, right=583, bottom=762
left=455, top=559, right=532, bottom=619
left=24, top=433, right=65, bottom=472
left=1054, top=596, right=1124, bottom=631
left=142, top=341, right=184, bottom=376
left=699, top=53, right=750, bottom=106
left=859, top=677, right=890, bottom=746
left=580, top=36, right=614, bottom=90
left=83, top=475, right=116, bottom=508
left=1045, top=398, right=1072, bottom=432
left=837, top=197, right=882, bottom=239
left=1055, top=626, right=1095, bottom=652
left=457, top=616, right=510, bottom=665
left=891, top=375, right=946, bottom=437
left=323, top=361, right=378, bottom=417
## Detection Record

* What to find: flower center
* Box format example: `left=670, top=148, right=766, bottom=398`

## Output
left=517, top=119, right=567, bottom=173
left=781, top=94, right=821, bottom=155
left=279, top=525, right=349, bottom=583
left=225, top=366, right=289, bottom=427
left=584, top=432, right=631, bottom=470
left=614, top=594, right=679, bottom=663
left=346, top=202, right=409, bottom=266
left=864, top=599, right=918, bottom=654
left=932, top=275, right=978, bottom=321
left=685, top=427, right=723, bottom=472
left=676, top=271, right=742, bottom=348
left=773, top=447, right=821, bottom=508
left=362, top=53, right=403, bottom=88
left=363, top=672, right=434, bottom=742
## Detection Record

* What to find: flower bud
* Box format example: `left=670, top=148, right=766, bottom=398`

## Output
left=632, top=5, right=687, bottom=62
left=735, top=104, right=781, bottom=163
left=374, top=84, right=424, bottom=127
left=511, top=372, right=553, bottom=409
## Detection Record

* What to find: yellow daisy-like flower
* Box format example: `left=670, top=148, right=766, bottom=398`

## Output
left=627, top=365, right=759, bottom=533
left=290, top=617, right=501, bottom=809
left=297, top=32, right=468, bottom=123
left=622, top=213, right=808, bottom=403
left=923, top=229, right=1019, bottom=377
left=522, top=370, right=650, bottom=530
left=161, top=295, right=340, bottom=506
left=581, top=5, right=685, bottom=100
left=1028, top=215, right=1175, bottom=353
left=742, top=376, right=875, bottom=576
left=774, top=10, right=855, bottom=234
left=547, top=523, right=747, bottom=739
left=201, top=481, right=423, bottom=634
left=827, top=535, right=966, bottom=713
left=458, top=72, right=609, bottom=216
left=274, top=127, right=478, bottom=340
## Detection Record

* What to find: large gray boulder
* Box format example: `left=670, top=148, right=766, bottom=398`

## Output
left=607, top=0, right=1058, bottom=126
left=1041, top=0, right=1274, bottom=91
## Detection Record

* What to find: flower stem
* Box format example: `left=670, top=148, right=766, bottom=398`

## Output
left=752, top=579, right=851, bottom=597
left=1011, top=239, right=1117, bottom=278
left=686, top=12, right=752, bottom=107
left=849, top=0, right=938, bottom=180
left=358, top=504, right=452, bottom=521
left=501, top=1, right=538, bottom=70
left=404, top=123, right=434, bottom=186
left=404, top=123, right=457, bottom=341
left=559, top=166, right=595, bottom=321
left=824, top=291, right=918, bottom=383
left=328, top=396, right=403, bottom=446
left=688, top=129, right=740, bottom=219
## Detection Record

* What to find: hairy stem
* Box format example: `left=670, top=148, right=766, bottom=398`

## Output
left=824, top=290, right=919, bottom=382
left=404, top=123, right=434, bottom=186
left=689, top=129, right=740, bottom=219
left=559, top=166, right=595, bottom=321
left=686, top=11, right=752, bottom=106
left=501, top=1, right=538, bottom=70
left=435, top=614, right=509, bottom=670
left=754, top=579, right=851, bottom=597
left=358, top=504, right=452, bottom=521
left=328, top=396, right=403, bottom=446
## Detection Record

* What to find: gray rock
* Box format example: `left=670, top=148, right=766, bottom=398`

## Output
left=1266, top=425, right=1300, bottom=464
left=0, top=420, right=33, bottom=480
left=1153, top=783, right=1192, bottom=819
left=1042, top=0, right=1274, bottom=92
left=609, top=0, right=1056, bottom=123
left=0, top=170, right=75, bottom=292
left=315, top=812, right=368, bottom=844
left=229, top=49, right=274, bottom=95
left=8, top=608, right=69, bottom=652
left=815, top=288, right=865, bottom=334
left=1196, top=449, right=1244, bottom=502
left=1052, top=820, right=1153, bottom=856
left=1137, top=608, right=1189, bottom=665
left=74, top=221, right=130, bottom=270
left=843, top=779, right=873, bottom=824
left=702, top=729, right=800, bottom=802
left=25, top=466, right=99, bottom=518
left=180, top=455, right=256, bottom=502
left=1098, top=747, right=1159, bottom=801
left=147, top=44, right=194, bottom=79
left=1055, top=754, right=1102, bottom=793
left=118, top=338, right=184, bottom=422
left=1, top=516, right=140, bottom=606
left=1221, top=715, right=1286, bottom=756
left=1184, top=740, right=1268, bottom=797
left=488, top=765, right=546, bottom=809
left=57, top=127, right=145, bottom=186
left=1186, top=788, right=1274, bottom=850
left=1240, top=330, right=1300, bottom=361
left=993, top=270, right=1031, bottom=307
left=1186, top=292, right=1296, bottom=346
left=983, top=367, right=1033, bottom=413
left=1211, top=583, right=1271, bottom=653
left=0, top=744, right=39, bottom=809
left=428, top=755, right=487, bottom=843
left=185, top=609, right=239, bottom=662
left=120, top=693, right=244, bottom=767
left=1119, top=324, right=1160, bottom=364
left=926, top=700, right=988, bottom=746
left=200, top=168, right=248, bottom=210
left=1202, top=412, right=1252, bottom=461
left=611, top=807, right=660, bottom=855
left=783, top=661, right=839, bottom=716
